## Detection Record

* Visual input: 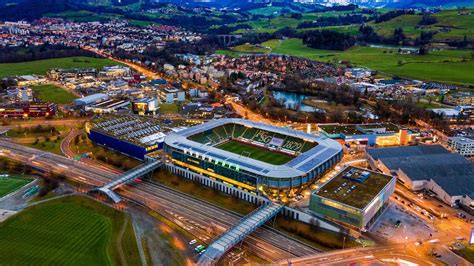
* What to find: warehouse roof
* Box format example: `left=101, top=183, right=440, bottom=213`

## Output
left=368, top=145, right=474, bottom=198
left=367, top=144, right=448, bottom=160
left=73, top=93, right=109, bottom=106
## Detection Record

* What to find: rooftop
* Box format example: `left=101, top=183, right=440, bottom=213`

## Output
left=88, top=115, right=164, bottom=147
left=368, top=145, right=474, bottom=198
left=314, top=166, right=394, bottom=210
left=449, top=136, right=474, bottom=144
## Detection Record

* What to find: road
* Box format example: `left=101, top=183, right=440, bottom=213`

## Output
left=60, top=128, right=84, bottom=158
left=276, top=244, right=441, bottom=266
left=0, top=140, right=320, bottom=263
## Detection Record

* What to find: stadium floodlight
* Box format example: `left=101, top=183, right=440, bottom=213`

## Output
left=470, top=227, right=474, bottom=245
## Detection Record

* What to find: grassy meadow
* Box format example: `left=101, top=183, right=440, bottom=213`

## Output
left=31, top=84, right=78, bottom=104
left=0, top=196, right=140, bottom=265
left=0, top=57, right=119, bottom=78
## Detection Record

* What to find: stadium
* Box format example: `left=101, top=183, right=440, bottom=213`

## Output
left=164, top=118, right=343, bottom=192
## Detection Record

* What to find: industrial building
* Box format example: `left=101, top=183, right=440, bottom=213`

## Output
left=47, top=68, right=97, bottom=80
left=84, top=99, right=130, bottom=114
left=99, top=65, right=131, bottom=77
left=86, top=115, right=166, bottom=159
left=7, top=87, right=33, bottom=102
left=0, top=102, right=56, bottom=118
left=310, top=166, right=395, bottom=229
left=317, top=123, right=417, bottom=146
left=73, top=93, right=110, bottom=107
left=444, top=92, right=473, bottom=106
left=367, top=145, right=474, bottom=209
left=164, top=118, right=343, bottom=192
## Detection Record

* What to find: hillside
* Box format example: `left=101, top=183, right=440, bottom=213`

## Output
left=372, top=9, right=474, bottom=41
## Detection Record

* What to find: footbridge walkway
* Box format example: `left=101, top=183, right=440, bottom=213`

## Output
left=198, top=202, right=284, bottom=265
left=95, top=159, right=162, bottom=203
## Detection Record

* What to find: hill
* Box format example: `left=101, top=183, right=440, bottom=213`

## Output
left=387, top=0, right=474, bottom=8
left=371, top=9, right=474, bottom=42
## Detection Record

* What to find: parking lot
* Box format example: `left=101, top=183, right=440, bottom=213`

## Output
left=371, top=202, right=435, bottom=244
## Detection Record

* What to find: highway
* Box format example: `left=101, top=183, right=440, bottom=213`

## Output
left=0, top=140, right=320, bottom=263
left=275, top=244, right=439, bottom=266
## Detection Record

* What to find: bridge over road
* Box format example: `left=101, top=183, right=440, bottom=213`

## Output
left=95, top=159, right=162, bottom=203
left=198, top=202, right=284, bottom=265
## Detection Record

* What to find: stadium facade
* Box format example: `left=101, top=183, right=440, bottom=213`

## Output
left=164, top=119, right=343, bottom=191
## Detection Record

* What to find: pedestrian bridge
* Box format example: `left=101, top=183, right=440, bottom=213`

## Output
left=95, top=159, right=162, bottom=203
left=198, top=202, right=284, bottom=265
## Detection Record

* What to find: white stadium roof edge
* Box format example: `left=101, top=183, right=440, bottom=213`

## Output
left=164, top=118, right=342, bottom=179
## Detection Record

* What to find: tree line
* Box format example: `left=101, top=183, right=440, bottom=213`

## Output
left=297, top=14, right=368, bottom=29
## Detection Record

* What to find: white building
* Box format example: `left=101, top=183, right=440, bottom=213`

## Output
left=448, top=137, right=474, bottom=157
left=158, top=88, right=185, bottom=103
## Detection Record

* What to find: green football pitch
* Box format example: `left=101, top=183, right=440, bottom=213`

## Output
left=215, top=140, right=294, bottom=165
left=0, top=175, right=31, bottom=198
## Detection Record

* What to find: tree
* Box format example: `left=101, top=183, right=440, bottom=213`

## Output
left=393, top=27, right=406, bottom=44
left=418, top=14, right=438, bottom=26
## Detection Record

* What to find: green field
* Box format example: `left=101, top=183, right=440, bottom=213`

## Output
left=31, top=84, right=78, bottom=104
left=0, top=196, right=140, bottom=265
left=459, top=244, right=474, bottom=263
left=0, top=57, right=119, bottom=78
left=231, top=43, right=271, bottom=54
left=219, top=38, right=474, bottom=85
left=215, top=140, right=293, bottom=165
left=46, top=10, right=122, bottom=22
left=370, top=14, right=423, bottom=39
left=0, top=175, right=32, bottom=198
left=159, top=103, right=179, bottom=114
left=7, top=125, right=67, bottom=138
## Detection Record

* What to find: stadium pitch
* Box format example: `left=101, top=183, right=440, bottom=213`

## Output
left=215, top=140, right=294, bottom=165
left=0, top=175, right=32, bottom=198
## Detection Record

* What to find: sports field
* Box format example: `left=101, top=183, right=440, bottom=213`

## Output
left=215, top=140, right=293, bottom=165
left=31, top=84, right=78, bottom=104
left=0, top=196, right=141, bottom=265
left=0, top=175, right=32, bottom=198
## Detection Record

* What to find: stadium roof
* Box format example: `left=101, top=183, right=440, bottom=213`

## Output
left=313, top=166, right=394, bottom=210
left=164, top=118, right=342, bottom=179
left=368, top=145, right=474, bottom=198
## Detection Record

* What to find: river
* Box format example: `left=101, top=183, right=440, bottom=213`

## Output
left=271, top=90, right=323, bottom=113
